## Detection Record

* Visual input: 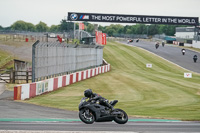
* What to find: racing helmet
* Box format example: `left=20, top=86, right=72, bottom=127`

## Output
left=84, top=89, right=93, bottom=97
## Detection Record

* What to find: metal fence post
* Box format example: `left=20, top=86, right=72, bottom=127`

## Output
left=9, top=69, right=12, bottom=83
left=32, top=40, right=39, bottom=82
left=12, top=70, right=15, bottom=83
left=26, top=71, right=28, bottom=83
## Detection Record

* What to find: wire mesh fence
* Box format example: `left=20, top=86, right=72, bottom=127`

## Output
left=32, top=41, right=104, bottom=82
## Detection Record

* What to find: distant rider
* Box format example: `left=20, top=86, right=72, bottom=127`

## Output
left=162, top=41, right=165, bottom=47
left=84, top=89, right=113, bottom=110
left=155, top=42, right=159, bottom=49
left=182, top=49, right=186, bottom=55
left=193, top=55, right=198, bottom=63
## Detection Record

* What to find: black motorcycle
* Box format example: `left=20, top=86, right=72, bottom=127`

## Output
left=155, top=43, right=159, bottom=49
left=79, top=97, right=128, bottom=124
left=162, top=42, right=165, bottom=47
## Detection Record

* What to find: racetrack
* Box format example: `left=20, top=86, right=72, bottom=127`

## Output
left=1, top=40, right=200, bottom=132
left=124, top=40, right=200, bottom=73
left=2, top=91, right=200, bottom=133
left=1, top=121, right=200, bottom=133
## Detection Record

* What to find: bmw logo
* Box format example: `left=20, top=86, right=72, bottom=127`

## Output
left=70, top=13, right=78, bottom=20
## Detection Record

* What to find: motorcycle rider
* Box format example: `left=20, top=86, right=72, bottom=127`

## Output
left=162, top=41, right=165, bottom=47
left=193, top=55, right=198, bottom=63
left=155, top=42, right=159, bottom=49
left=182, top=49, right=186, bottom=55
left=84, top=89, right=113, bottom=110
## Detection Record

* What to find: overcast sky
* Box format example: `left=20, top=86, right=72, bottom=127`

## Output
left=0, top=0, right=199, bottom=27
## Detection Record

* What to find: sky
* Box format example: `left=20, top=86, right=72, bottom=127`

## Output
left=0, top=0, right=200, bottom=27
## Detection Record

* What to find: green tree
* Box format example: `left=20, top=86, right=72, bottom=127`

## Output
left=26, top=22, right=36, bottom=31
left=123, top=25, right=130, bottom=34
left=0, top=25, right=3, bottom=30
left=135, top=24, right=146, bottom=34
left=105, top=26, right=116, bottom=36
left=49, top=25, right=59, bottom=32
left=86, top=23, right=95, bottom=33
left=60, top=19, right=74, bottom=32
left=36, top=21, right=49, bottom=32
left=126, top=29, right=132, bottom=34
left=11, top=20, right=28, bottom=31
left=98, top=25, right=105, bottom=32
left=115, top=24, right=124, bottom=34
left=83, top=21, right=89, bottom=26
left=148, top=24, right=159, bottom=35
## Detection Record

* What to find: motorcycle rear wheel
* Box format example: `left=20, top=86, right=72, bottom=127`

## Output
left=114, top=109, right=128, bottom=124
left=79, top=109, right=95, bottom=124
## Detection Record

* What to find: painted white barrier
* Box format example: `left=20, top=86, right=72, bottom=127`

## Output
left=83, top=70, right=86, bottom=79
left=73, top=73, right=76, bottom=83
left=66, top=75, right=70, bottom=85
left=99, top=67, right=102, bottom=74
left=78, top=71, right=82, bottom=81
left=88, top=69, right=91, bottom=78
left=21, top=84, right=30, bottom=100
left=96, top=68, right=99, bottom=75
left=58, top=76, right=63, bottom=88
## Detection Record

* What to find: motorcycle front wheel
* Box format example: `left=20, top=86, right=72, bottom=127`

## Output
left=114, top=109, right=128, bottom=124
left=79, top=108, right=95, bottom=124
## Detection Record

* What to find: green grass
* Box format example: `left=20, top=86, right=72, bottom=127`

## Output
left=0, top=49, right=13, bottom=69
left=178, top=46, right=200, bottom=53
left=25, top=41, right=200, bottom=121
left=0, top=34, right=33, bottom=47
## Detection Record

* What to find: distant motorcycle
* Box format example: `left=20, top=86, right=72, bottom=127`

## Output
left=127, top=39, right=133, bottom=44
left=193, top=55, right=198, bottom=63
left=162, top=41, right=165, bottom=47
left=182, top=49, right=185, bottom=55
left=79, top=97, right=128, bottom=124
left=155, top=43, right=159, bottom=49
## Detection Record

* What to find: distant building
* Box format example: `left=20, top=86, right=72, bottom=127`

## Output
left=173, top=26, right=200, bottom=48
left=175, top=27, right=195, bottom=39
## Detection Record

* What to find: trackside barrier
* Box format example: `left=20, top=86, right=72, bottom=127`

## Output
left=13, top=64, right=111, bottom=100
left=173, top=41, right=179, bottom=45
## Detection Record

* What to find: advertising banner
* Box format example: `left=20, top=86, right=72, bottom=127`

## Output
left=79, top=23, right=84, bottom=30
left=96, top=31, right=106, bottom=45
left=68, top=12, right=199, bottom=26
left=102, top=33, right=106, bottom=45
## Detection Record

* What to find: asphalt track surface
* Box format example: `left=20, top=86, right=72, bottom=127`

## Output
left=1, top=40, right=200, bottom=132
left=124, top=40, right=200, bottom=73
left=0, top=121, right=200, bottom=133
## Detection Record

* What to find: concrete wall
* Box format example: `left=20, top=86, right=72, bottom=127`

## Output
left=192, top=41, right=200, bottom=49
left=173, top=41, right=200, bottom=49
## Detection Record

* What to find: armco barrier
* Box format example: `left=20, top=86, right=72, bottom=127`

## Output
left=13, top=64, right=111, bottom=100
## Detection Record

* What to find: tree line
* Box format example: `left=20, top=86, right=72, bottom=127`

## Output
left=0, top=20, right=190, bottom=36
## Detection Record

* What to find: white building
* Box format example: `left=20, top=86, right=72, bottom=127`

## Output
left=174, top=26, right=200, bottom=49
left=175, top=27, right=195, bottom=39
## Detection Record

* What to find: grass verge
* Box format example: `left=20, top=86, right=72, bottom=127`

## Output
left=24, top=41, right=200, bottom=121
left=0, top=49, right=13, bottom=69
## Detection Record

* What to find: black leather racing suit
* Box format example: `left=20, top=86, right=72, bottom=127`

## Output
left=89, top=93, right=113, bottom=109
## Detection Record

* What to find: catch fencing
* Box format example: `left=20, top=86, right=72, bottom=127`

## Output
left=32, top=41, right=104, bottom=82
